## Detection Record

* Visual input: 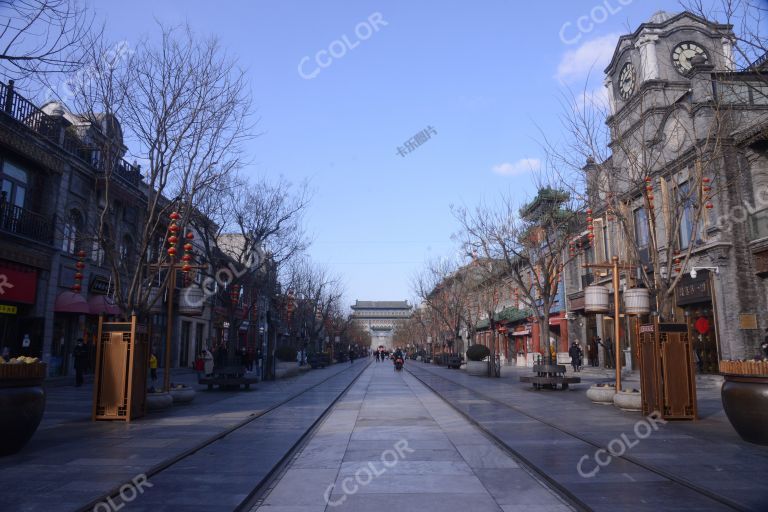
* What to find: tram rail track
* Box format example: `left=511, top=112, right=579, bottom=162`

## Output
left=406, top=363, right=753, bottom=512
left=76, top=360, right=371, bottom=512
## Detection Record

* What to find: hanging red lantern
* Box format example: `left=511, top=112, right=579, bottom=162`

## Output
left=167, top=247, right=177, bottom=256
left=74, top=272, right=83, bottom=280
left=167, top=235, right=178, bottom=245
left=77, top=250, right=87, bottom=259
left=702, top=177, right=710, bottom=183
left=182, top=264, right=192, bottom=273
left=706, top=203, right=714, bottom=209
left=75, top=261, right=85, bottom=270
left=71, top=283, right=81, bottom=292
left=184, top=243, right=193, bottom=252
left=170, top=212, right=180, bottom=220
left=645, top=176, right=652, bottom=183
left=168, top=224, right=180, bottom=233
left=185, top=232, right=194, bottom=240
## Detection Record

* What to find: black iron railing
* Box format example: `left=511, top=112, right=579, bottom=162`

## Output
left=0, top=200, right=54, bottom=243
left=581, top=272, right=595, bottom=288
left=0, top=80, right=142, bottom=188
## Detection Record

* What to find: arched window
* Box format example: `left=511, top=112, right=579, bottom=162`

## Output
left=62, top=209, right=83, bottom=254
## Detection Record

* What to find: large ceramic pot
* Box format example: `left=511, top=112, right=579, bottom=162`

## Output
left=613, top=390, right=642, bottom=411
left=0, top=363, right=46, bottom=456
left=721, top=374, right=768, bottom=445
left=465, top=360, right=488, bottom=377
left=586, top=384, right=616, bottom=405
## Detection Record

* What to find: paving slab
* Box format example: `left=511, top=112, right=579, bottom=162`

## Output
left=407, top=362, right=768, bottom=512
left=253, top=363, right=572, bottom=512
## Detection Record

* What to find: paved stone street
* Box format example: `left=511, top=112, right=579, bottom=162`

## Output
left=253, top=361, right=572, bottom=512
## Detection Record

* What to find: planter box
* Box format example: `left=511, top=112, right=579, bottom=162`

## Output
left=146, top=392, right=173, bottom=411
left=586, top=384, right=616, bottom=405
left=613, top=390, right=642, bottom=411
left=465, top=360, right=488, bottom=377
left=169, top=387, right=196, bottom=404
left=0, top=363, right=47, bottom=456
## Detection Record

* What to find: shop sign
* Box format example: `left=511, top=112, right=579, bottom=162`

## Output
left=0, top=304, right=18, bottom=314
left=0, top=264, right=37, bottom=304
left=675, top=272, right=711, bottom=306
left=89, top=275, right=114, bottom=295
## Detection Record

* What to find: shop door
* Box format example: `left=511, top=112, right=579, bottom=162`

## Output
left=686, top=306, right=719, bottom=374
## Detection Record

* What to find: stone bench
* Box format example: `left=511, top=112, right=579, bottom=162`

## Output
left=521, top=363, right=580, bottom=390
left=197, top=375, right=258, bottom=390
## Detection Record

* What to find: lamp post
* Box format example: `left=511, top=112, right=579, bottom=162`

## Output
left=584, top=256, right=637, bottom=392
left=149, top=211, right=205, bottom=393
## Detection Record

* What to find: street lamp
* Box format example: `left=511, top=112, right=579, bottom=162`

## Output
left=690, top=266, right=719, bottom=279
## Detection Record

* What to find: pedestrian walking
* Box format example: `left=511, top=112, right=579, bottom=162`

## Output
left=73, top=338, right=88, bottom=387
left=203, top=347, right=214, bottom=376
left=149, top=350, right=158, bottom=388
left=349, top=348, right=355, bottom=364
left=569, top=341, right=582, bottom=372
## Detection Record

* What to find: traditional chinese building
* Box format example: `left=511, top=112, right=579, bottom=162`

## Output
left=350, top=300, right=412, bottom=349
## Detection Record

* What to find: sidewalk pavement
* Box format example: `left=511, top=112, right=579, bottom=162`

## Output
left=254, top=363, right=573, bottom=512
left=409, top=362, right=768, bottom=512
left=0, top=361, right=367, bottom=512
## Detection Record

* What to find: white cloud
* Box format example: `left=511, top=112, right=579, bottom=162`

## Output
left=492, top=158, right=541, bottom=176
left=556, top=33, right=618, bottom=83
left=574, top=86, right=610, bottom=112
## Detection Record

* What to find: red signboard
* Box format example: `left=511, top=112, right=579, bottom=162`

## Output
left=0, top=264, right=37, bottom=304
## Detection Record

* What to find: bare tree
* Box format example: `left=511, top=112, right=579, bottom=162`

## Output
left=284, top=258, right=345, bottom=355
left=454, top=188, right=578, bottom=360
left=65, top=24, right=253, bottom=318
left=412, top=257, right=472, bottom=357
left=0, top=0, right=93, bottom=89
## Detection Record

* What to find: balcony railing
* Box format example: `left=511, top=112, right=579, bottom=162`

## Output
left=0, top=200, right=54, bottom=244
left=1, top=80, right=142, bottom=188
left=581, top=272, right=595, bottom=289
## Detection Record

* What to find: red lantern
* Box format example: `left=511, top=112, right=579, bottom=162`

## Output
left=705, top=203, right=713, bottom=209
left=170, top=212, right=180, bottom=220
left=169, top=224, right=180, bottom=233
left=168, top=235, right=178, bottom=245
left=645, top=176, right=652, bottom=183
left=586, top=208, right=592, bottom=215
left=182, top=264, right=192, bottom=273
left=167, top=247, right=177, bottom=256
left=72, top=284, right=81, bottom=292
left=76, top=262, right=86, bottom=270
left=186, top=232, right=194, bottom=240
left=184, top=243, right=194, bottom=251
left=702, top=177, right=710, bottom=183
left=182, top=254, right=192, bottom=262
left=74, top=272, right=83, bottom=280
left=77, top=250, right=87, bottom=258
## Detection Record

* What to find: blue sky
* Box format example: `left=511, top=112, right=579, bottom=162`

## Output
left=91, top=0, right=691, bottom=306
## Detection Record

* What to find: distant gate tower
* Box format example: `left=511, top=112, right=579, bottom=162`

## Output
left=350, top=300, right=412, bottom=349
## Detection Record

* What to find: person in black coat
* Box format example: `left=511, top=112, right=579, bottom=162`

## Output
left=568, top=341, right=582, bottom=372
left=73, top=338, right=88, bottom=387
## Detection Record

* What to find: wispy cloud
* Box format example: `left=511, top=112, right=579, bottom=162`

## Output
left=556, top=33, right=618, bottom=83
left=492, top=158, right=541, bottom=176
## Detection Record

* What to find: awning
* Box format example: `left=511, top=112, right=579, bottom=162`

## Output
left=54, top=292, right=90, bottom=314
left=511, top=329, right=530, bottom=336
left=88, top=295, right=121, bottom=316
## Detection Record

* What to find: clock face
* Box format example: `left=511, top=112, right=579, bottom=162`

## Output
left=618, top=62, right=636, bottom=100
left=672, top=42, right=708, bottom=75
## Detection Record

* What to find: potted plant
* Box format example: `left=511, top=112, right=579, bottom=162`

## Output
left=719, top=359, right=768, bottom=445
left=465, top=344, right=490, bottom=377
left=0, top=356, right=46, bottom=456
left=586, top=382, right=616, bottom=405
